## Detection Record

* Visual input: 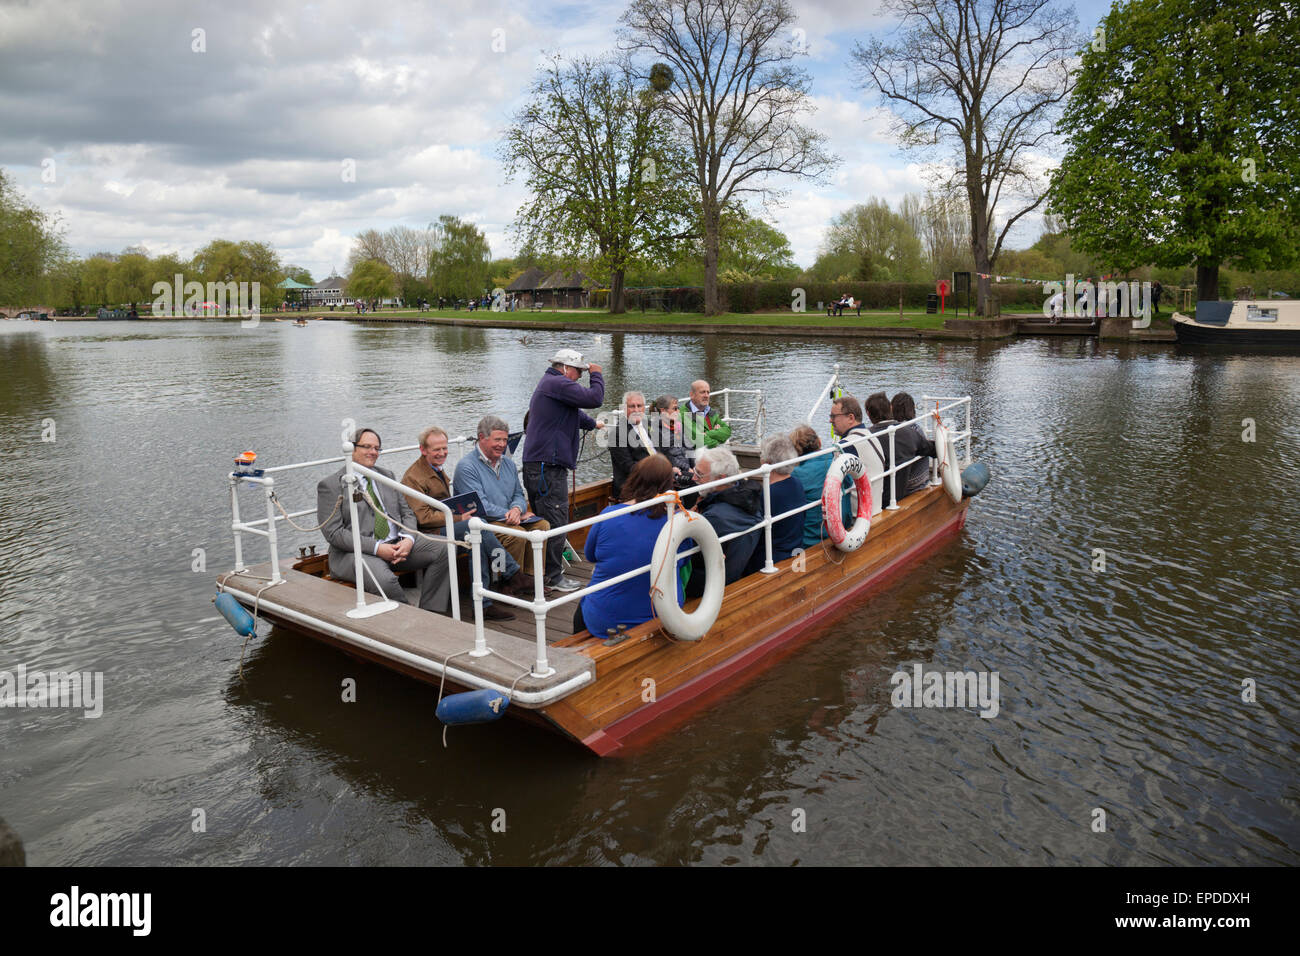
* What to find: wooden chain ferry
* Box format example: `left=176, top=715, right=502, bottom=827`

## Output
left=215, top=375, right=982, bottom=756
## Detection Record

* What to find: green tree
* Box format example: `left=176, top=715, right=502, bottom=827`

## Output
left=347, top=259, right=396, bottom=301
left=1047, top=0, right=1300, bottom=301
left=284, top=264, right=315, bottom=286
left=0, top=168, right=63, bottom=307
left=191, top=239, right=285, bottom=311
left=621, top=0, right=837, bottom=314
left=427, top=215, right=491, bottom=301
left=820, top=199, right=925, bottom=282
left=82, top=255, right=115, bottom=308
left=718, top=209, right=799, bottom=279
left=504, top=53, right=695, bottom=313
left=107, top=249, right=152, bottom=308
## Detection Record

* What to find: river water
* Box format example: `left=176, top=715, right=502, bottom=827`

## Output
left=1, top=318, right=1296, bottom=866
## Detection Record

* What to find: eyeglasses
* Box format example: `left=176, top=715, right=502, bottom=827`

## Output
left=829, top=412, right=848, bottom=420
left=355, top=443, right=381, bottom=451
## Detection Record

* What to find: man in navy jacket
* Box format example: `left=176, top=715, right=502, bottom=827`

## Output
left=521, top=348, right=605, bottom=591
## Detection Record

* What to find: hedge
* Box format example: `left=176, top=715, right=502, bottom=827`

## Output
left=719, top=280, right=1044, bottom=313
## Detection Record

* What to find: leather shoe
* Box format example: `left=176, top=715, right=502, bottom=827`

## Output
left=482, top=603, right=515, bottom=621
left=502, top=572, right=535, bottom=596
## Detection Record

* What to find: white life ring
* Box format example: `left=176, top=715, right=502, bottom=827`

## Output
left=822, top=453, right=872, bottom=551
left=936, top=422, right=962, bottom=503
left=650, top=509, right=724, bottom=642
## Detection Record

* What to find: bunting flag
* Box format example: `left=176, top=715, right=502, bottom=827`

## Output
left=975, top=271, right=1122, bottom=284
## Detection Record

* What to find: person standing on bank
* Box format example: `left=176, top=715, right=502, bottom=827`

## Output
left=522, top=348, right=605, bottom=592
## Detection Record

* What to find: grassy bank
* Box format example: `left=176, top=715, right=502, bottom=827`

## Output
left=332, top=307, right=959, bottom=330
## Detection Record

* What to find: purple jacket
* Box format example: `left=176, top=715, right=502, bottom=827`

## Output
left=522, top=367, right=604, bottom=469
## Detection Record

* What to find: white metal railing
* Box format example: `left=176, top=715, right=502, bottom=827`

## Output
left=472, top=394, right=974, bottom=678
left=225, top=386, right=972, bottom=686
left=676, top=387, right=764, bottom=445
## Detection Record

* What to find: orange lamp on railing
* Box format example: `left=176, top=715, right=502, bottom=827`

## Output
left=233, top=450, right=262, bottom=477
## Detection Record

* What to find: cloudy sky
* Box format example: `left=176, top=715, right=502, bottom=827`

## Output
left=1, top=0, right=1112, bottom=278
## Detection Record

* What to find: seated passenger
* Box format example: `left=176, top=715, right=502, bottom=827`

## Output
left=609, top=391, right=653, bottom=499
left=400, top=426, right=524, bottom=619
left=573, top=455, right=683, bottom=637
left=789, top=424, right=831, bottom=549
left=744, top=434, right=806, bottom=574
left=651, top=394, right=692, bottom=481
left=452, top=415, right=552, bottom=582
left=680, top=379, right=731, bottom=452
left=316, top=428, right=449, bottom=614
left=830, top=393, right=886, bottom=518
left=889, top=391, right=938, bottom=500
left=864, top=391, right=899, bottom=508
left=685, top=446, right=762, bottom=598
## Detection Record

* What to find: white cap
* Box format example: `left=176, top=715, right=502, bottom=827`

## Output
left=549, top=348, right=589, bottom=369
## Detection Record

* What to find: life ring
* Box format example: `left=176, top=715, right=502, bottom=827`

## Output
left=650, top=509, right=724, bottom=642
left=936, top=422, right=962, bottom=503
left=822, top=453, right=872, bottom=551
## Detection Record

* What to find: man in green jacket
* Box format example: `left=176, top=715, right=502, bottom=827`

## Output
left=681, top=379, right=732, bottom=452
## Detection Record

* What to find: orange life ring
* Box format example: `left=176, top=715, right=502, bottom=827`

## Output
left=821, top=453, right=872, bottom=551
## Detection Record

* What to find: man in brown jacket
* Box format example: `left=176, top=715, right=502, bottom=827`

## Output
left=402, top=426, right=532, bottom=604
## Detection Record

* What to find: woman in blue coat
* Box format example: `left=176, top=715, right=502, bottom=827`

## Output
left=789, top=424, right=833, bottom=549
left=574, top=455, right=683, bottom=637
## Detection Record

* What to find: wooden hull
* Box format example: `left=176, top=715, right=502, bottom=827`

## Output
left=539, top=483, right=970, bottom=755
left=235, top=477, right=970, bottom=757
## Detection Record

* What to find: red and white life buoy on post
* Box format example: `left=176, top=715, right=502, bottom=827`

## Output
left=822, top=453, right=872, bottom=551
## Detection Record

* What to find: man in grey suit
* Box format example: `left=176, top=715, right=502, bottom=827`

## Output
left=316, top=427, right=450, bottom=614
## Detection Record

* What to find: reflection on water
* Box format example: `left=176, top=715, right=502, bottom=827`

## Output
left=1, top=320, right=1297, bottom=865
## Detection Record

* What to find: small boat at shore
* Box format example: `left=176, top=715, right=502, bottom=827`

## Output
left=1173, top=299, right=1300, bottom=346
left=215, top=375, right=984, bottom=755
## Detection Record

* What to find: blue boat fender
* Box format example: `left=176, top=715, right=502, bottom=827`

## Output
left=961, top=462, right=991, bottom=498
left=437, top=689, right=510, bottom=725
left=214, top=592, right=257, bottom=637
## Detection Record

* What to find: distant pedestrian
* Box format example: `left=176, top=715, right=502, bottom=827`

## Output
left=1152, top=280, right=1163, bottom=316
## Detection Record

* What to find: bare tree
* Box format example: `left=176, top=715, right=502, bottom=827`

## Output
left=620, top=0, right=837, bottom=315
left=384, top=226, right=426, bottom=279
left=346, top=228, right=390, bottom=273
left=854, top=0, right=1078, bottom=313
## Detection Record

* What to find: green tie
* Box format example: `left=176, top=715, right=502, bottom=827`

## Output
left=366, top=480, right=390, bottom=540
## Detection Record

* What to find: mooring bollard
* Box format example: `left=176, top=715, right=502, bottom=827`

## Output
left=0, top=816, right=26, bottom=866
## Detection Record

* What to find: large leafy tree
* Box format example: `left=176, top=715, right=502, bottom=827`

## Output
left=1048, top=0, right=1299, bottom=301
left=0, top=168, right=64, bottom=307
left=818, top=198, right=926, bottom=282
left=854, top=0, right=1078, bottom=313
left=426, top=215, right=491, bottom=301
left=191, top=239, right=285, bottom=310
left=620, top=0, right=836, bottom=315
left=504, top=53, right=695, bottom=313
left=347, top=259, right=396, bottom=301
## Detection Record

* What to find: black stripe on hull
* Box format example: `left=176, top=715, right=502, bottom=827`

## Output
left=1174, top=323, right=1300, bottom=347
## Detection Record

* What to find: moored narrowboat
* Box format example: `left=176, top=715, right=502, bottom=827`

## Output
left=1173, top=299, right=1300, bottom=346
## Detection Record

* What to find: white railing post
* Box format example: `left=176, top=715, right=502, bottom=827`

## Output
left=467, top=519, right=488, bottom=657
left=964, top=397, right=973, bottom=466
left=230, top=477, right=246, bottom=572
left=343, top=462, right=398, bottom=618
left=723, top=390, right=731, bottom=429
left=887, top=427, right=900, bottom=510
left=530, top=532, right=552, bottom=677
left=263, top=478, right=283, bottom=583
left=760, top=465, right=777, bottom=573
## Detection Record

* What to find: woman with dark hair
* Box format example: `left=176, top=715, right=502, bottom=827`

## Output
left=789, top=424, right=834, bottom=548
left=889, top=392, right=938, bottom=501
left=574, top=454, right=684, bottom=636
left=651, top=394, right=693, bottom=481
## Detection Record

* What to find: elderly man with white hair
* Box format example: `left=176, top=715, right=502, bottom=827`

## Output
left=609, top=390, right=654, bottom=499
left=684, top=446, right=763, bottom=597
